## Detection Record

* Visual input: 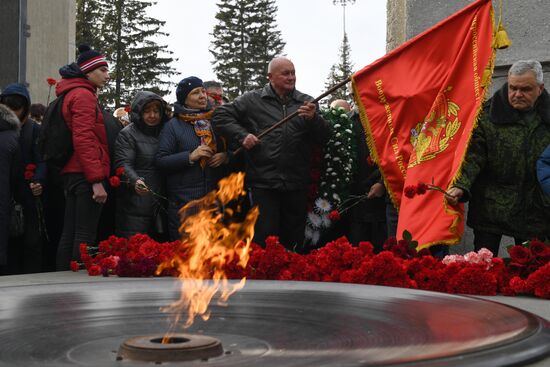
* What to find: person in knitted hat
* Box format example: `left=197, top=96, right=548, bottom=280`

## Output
left=54, top=44, right=111, bottom=270
left=156, top=76, right=230, bottom=240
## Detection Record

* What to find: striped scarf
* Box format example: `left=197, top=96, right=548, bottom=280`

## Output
left=178, top=110, right=215, bottom=168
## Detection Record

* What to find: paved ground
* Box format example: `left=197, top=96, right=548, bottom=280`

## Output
left=1, top=272, right=548, bottom=366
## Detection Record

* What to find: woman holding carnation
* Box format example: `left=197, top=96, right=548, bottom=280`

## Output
left=156, top=77, right=229, bottom=240
left=114, top=91, right=169, bottom=240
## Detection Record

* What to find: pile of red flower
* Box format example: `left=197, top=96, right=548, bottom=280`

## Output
left=73, top=234, right=550, bottom=299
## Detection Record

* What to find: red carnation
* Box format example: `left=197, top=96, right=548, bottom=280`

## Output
left=24, top=170, right=34, bottom=180
left=70, top=261, right=80, bottom=272
left=115, top=167, right=125, bottom=176
left=139, top=242, right=159, bottom=258
left=124, top=105, right=131, bottom=113
left=507, top=262, right=526, bottom=277
left=328, top=210, right=341, bottom=221
left=46, top=77, right=57, bottom=86
left=404, top=185, right=416, bottom=198
left=87, top=264, right=102, bottom=276
left=529, top=240, right=549, bottom=257
left=416, top=182, right=428, bottom=195
left=80, top=243, right=89, bottom=256
left=109, top=176, right=121, bottom=187
left=25, top=163, right=37, bottom=171
left=508, top=245, right=531, bottom=265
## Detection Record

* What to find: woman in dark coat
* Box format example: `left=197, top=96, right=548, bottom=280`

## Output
left=0, top=104, right=20, bottom=274
left=156, top=77, right=229, bottom=241
left=114, top=91, right=168, bottom=240
left=0, top=83, right=47, bottom=274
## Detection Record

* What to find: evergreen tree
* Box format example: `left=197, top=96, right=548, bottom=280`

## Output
left=75, top=0, right=104, bottom=52
left=76, top=0, right=177, bottom=107
left=210, top=0, right=285, bottom=100
left=323, top=32, right=354, bottom=108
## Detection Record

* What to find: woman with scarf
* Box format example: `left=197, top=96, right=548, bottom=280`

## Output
left=156, top=77, right=228, bottom=240
left=114, top=91, right=169, bottom=240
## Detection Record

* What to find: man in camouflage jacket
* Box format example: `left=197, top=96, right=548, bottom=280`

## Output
left=448, top=60, right=550, bottom=255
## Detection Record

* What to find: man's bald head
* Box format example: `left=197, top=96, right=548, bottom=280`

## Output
left=268, top=56, right=296, bottom=98
left=330, top=99, right=351, bottom=112
left=268, top=57, right=293, bottom=73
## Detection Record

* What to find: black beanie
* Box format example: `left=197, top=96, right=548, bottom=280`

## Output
left=77, top=44, right=108, bottom=73
left=176, top=76, right=203, bottom=104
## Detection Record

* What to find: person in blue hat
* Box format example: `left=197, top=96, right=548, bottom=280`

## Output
left=156, top=76, right=229, bottom=240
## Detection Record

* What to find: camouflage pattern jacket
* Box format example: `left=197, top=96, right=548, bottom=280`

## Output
left=454, top=83, right=550, bottom=239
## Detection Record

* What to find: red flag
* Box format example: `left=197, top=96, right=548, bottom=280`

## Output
left=352, top=0, right=497, bottom=249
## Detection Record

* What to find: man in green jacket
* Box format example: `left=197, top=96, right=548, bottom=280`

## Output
left=448, top=60, right=550, bottom=255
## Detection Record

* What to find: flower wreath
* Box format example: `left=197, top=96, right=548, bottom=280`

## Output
left=304, top=106, right=358, bottom=245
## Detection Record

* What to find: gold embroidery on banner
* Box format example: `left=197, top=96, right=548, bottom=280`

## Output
left=408, top=86, right=461, bottom=168
left=375, top=79, right=407, bottom=178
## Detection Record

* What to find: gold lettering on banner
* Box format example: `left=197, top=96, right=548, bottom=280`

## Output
left=470, top=14, right=480, bottom=101
left=376, top=79, right=406, bottom=177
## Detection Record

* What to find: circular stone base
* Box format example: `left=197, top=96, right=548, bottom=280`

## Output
left=0, top=275, right=548, bottom=366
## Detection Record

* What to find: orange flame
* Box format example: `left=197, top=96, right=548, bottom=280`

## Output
left=157, top=172, right=259, bottom=341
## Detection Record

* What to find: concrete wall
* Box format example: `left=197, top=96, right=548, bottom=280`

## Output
left=386, top=0, right=550, bottom=256
left=387, top=0, right=550, bottom=92
left=0, top=0, right=27, bottom=89
left=0, top=0, right=75, bottom=104
left=26, top=0, right=76, bottom=104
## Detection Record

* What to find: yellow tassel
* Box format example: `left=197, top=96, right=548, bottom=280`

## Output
left=494, top=23, right=511, bottom=49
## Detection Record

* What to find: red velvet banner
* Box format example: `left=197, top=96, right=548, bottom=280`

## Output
left=352, top=0, right=496, bottom=249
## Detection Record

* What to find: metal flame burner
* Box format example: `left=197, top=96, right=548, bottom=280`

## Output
left=117, top=333, right=223, bottom=362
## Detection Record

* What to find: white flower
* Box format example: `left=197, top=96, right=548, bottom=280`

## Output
left=307, top=212, right=322, bottom=228
left=314, top=198, right=332, bottom=213
left=304, top=226, right=313, bottom=239
left=345, top=129, right=353, bottom=134
left=334, top=142, right=341, bottom=146
left=331, top=184, right=336, bottom=189
left=311, top=230, right=321, bottom=245
left=333, top=193, right=341, bottom=202
left=320, top=214, right=332, bottom=228
left=334, top=124, right=341, bottom=128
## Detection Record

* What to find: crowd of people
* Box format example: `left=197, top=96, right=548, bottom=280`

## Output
left=1, top=44, right=549, bottom=275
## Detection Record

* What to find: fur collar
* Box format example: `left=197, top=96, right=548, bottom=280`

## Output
left=0, top=104, right=21, bottom=132
left=488, top=83, right=550, bottom=125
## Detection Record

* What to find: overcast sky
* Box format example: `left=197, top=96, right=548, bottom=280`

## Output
left=146, top=0, right=387, bottom=102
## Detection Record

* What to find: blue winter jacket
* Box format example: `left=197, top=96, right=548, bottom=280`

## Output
left=156, top=103, right=226, bottom=240
left=537, top=144, right=550, bottom=198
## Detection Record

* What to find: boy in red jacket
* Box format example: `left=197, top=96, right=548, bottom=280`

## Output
left=55, top=45, right=110, bottom=270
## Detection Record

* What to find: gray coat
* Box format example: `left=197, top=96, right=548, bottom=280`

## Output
left=0, top=105, right=20, bottom=265
left=114, top=92, right=167, bottom=238
left=212, top=83, right=330, bottom=190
